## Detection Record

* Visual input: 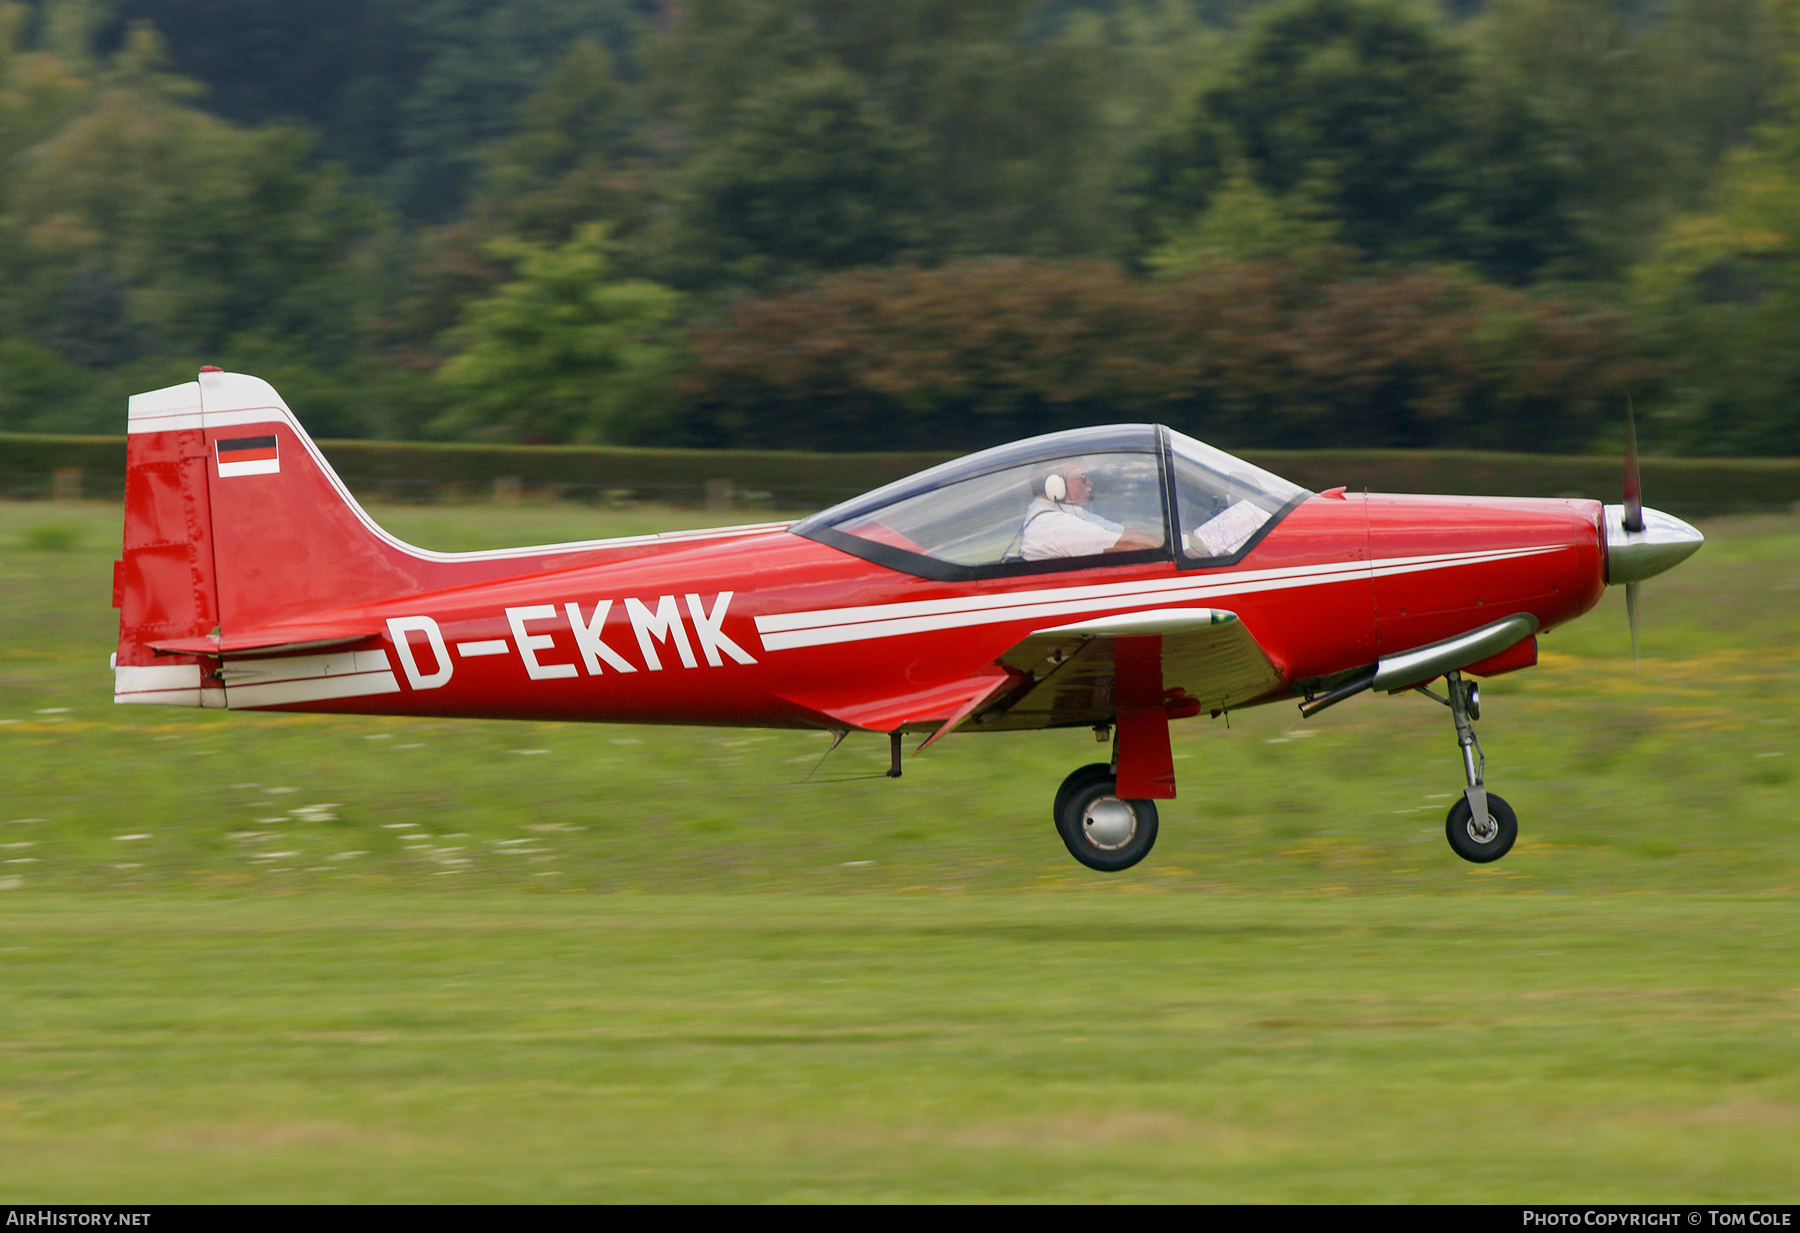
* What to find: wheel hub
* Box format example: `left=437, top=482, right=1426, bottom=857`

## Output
left=1083, top=797, right=1137, bottom=849
left=1465, top=812, right=1499, bottom=844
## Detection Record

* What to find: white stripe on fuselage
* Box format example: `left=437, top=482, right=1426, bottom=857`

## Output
left=754, top=545, right=1564, bottom=651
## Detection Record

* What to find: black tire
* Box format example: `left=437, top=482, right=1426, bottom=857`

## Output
left=1053, top=763, right=1115, bottom=825
left=1445, top=792, right=1517, bottom=864
left=1054, top=770, right=1158, bottom=873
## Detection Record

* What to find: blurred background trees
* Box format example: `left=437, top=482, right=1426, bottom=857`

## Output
left=0, top=0, right=1796, bottom=453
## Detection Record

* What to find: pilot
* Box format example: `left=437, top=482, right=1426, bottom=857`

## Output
left=1019, top=460, right=1160, bottom=561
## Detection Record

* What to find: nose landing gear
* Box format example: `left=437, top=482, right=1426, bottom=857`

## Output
left=1418, top=670, right=1516, bottom=863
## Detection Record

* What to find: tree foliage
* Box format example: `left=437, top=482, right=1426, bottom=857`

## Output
left=103, top=0, right=652, bottom=220
left=1214, top=0, right=1476, bottom=258
left=1135, top=0, right=1582, bottom=283
left=651, top=0, right=1213, bottom=267
left=1627, top=0, right=1800, bottom=455
left=480, top=39, right=651, bottom=247
left=666, top=63, right=925, bottom=287
left=0, top=14, right=383, bottom=432
left=0, top=0, right=1794, bottom=453
left=436, top=223, right=681, bottom=442
left=653, top=257, right=1648, bottom=452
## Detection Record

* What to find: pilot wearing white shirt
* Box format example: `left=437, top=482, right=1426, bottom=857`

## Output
left=1020, top=460, right=1160, bottom=561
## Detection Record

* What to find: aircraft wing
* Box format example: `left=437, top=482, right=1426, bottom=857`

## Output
left=950, top=607, right=1286, bottom=739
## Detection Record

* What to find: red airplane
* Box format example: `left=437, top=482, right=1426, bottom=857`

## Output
left=111, top=370, right=1703, bottom=871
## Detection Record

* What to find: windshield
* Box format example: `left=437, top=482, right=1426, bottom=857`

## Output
left=1167, top=429, right=1306, bottom=561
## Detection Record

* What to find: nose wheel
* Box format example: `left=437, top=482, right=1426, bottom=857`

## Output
left=1445, top=792, right=1517, bottom=863
left=1417, top=670, right=1518, bottom=864
left=1053, top=763, right=1158, bottom=872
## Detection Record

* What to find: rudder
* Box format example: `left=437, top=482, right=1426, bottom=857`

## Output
left=113, top=379, right=222, bottom=705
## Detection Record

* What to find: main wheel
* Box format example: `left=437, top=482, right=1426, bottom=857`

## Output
left=1053, top=768, right=1158, bottom=872
left=1445, top=792, right=1517, bottom=864
left=1053, top=763, right=1114, bottom=823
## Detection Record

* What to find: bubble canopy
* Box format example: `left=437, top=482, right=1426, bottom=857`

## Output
left=792, top=424, right=1310, bottom=581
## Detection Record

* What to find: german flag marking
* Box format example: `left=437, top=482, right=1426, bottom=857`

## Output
left=216, top=434, right=279, bottom=477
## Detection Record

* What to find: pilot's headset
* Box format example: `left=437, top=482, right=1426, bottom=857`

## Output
left=1030, top=465, right=1067, bottom=505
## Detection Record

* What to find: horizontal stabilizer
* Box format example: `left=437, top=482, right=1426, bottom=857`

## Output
left=150, top=624, right=378, bottom=658
left=219, top=649, right=401, bottom=710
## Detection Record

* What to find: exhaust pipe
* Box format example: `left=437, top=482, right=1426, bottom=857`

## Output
left=1299, top=613, right=1539, bottom=719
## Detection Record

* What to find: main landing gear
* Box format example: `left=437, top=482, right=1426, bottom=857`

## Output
left=1052, top=762, right=1159, bottom=872
left=1416, top=670, right=1517, bottom=863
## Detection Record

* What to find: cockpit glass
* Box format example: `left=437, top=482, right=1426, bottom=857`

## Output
left=1167, top=430, right=1306, bottom=561
left=792, top=423, right=1302, bottom=577
left=836, top=453, right=1166, bottom=567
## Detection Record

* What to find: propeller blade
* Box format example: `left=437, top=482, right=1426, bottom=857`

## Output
left=1626, top=580, right=1640, bottom=679
left=1623, top=397, right=1643, bottom=533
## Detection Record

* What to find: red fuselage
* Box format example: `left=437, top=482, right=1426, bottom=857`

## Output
left=110, top=376, right=1608, bottom=738
left=250, top=491, right=1605, bottom=729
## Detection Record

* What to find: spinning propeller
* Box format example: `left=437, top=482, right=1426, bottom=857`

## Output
left=1605, top=399, right=1703, bottom=676
left=1623, top=400, right=1643, bottom=672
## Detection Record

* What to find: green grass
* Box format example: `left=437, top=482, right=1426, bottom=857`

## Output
left=1, top=499, right=1797, bottom=1200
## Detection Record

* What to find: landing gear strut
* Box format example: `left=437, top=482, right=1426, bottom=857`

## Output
left=1052, top=763, right=1158, bottom=872
left=1418, top=670, right=1516, bottom=863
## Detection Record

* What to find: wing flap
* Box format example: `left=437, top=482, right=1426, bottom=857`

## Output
left=777, top=669, right=1010, bottom=734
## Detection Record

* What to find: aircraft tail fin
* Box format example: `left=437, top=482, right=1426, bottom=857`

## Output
left=112, top=369, right=786, bottom=707
left=113, top=370, right=436, bottom=706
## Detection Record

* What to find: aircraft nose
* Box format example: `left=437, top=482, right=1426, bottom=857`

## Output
left=1602, top=504, right=1704, bottom=585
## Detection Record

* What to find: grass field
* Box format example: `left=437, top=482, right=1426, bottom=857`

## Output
left=1, top=498, right=1797, bottom=1201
